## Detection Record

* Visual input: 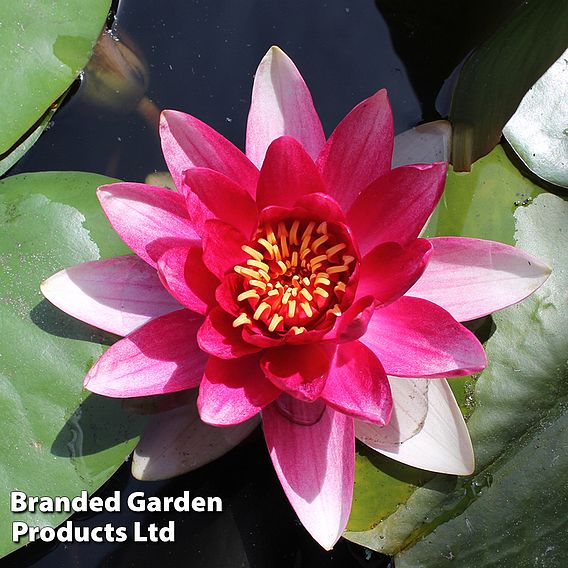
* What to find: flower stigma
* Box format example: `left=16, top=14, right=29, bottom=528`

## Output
left=233, top=218, right=356, bottom=334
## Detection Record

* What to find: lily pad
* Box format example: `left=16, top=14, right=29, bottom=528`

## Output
left=504, top=47, right=568, bottom=189
left=0, top=172, right=144, bottom=559
left=450, top=0, right=568, bottom=171
left=0, top=0, right=111, bottom=154
left=345, top=147, right=568, bottom=564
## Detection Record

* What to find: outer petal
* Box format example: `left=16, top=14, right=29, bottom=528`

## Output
left=263, top=402, right=354, bottom=550
left=356, top=377, right=475, bottom=475
left=317, top=89, right=393, bottom=212
left=201, top=219, right=249, bottom=279
left=41, top=256, right=181, bottom=336
left=132, top=391, right=260, bottom=480
left=346, top=163, right=447, bottom=256
left=198, top=355, right=281, bottom=425
left=160, top=109, right=259, bottom=195
left=97, top=183, right=198, bottom=267
left=256, top=136, right=326, bottom=211
left=246, top=46, right=325, bottom=168
left=407, top=237, right=552, bottom=322
left=361, top=297, right=487, bottom=378
left=356, top=239, right=432, bottom=305
left=321, top=341, right=392, bottom=425
left=84, top=310, right=206, bottom=397
left=157, top=247, right=219, bottom=315
left=260, top=344, right=331, bottom=402
left=183, top=168, right=258, bottom=238
left=197, top=307, right=260, bottom=359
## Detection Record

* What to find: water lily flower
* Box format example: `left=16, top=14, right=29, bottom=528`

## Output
left=41, top=46, right=550, bottom=550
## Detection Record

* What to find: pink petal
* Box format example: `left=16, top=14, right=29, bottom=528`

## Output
left=157, top=247, right=218, bottom=315
left=260, top=344, right=330, bottom=401
left=197, top=307, right=260, bottom=359
left=263, top=402, right=354, bottom=550
left=256, top=136, right=326, bottom=211
left=317, top=89, right=393, bottom=212
left=332, top=296, right=376, bottom=343
left=97, top=183, right=198, bottom=267
left=346, top=163, right=447, bottom=256
left=356, top=377, right=475, bottom=475
left=356, top=239, right=432, bottom=304
left=293, top=192, right=346, bottom=225
left=201, top=219, right=249, bottom=279
left=215, top=273, right=242, bottom=316
left=321, top=341, right=392, bottom=425
left=198, top=355, right=281, bottom=426
left=84, top=310, right=206, bottom=397
left=246, top=46, right=325, bottom=168
left=41, top=256, right=182, bottom=336
left=160, top=109, right=259, bottom=195
left=361, top=297, right=487, bottom=378
left=133, top=390, right=260, bottom=480
left=183, top=168, right=258, bottom=237
left=407, top=237, right=552, bottom=322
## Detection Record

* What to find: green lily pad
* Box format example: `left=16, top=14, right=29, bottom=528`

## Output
left=0, top=0, right=111, bottom=154
left=450, top=0, right=568, bottom=171
left=504, top=47, right=568, bottom=189
left=0, top=172, right=145, bottom=559
left=346, top=147, right=568, bottom=563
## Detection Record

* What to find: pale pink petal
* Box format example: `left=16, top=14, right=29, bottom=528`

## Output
left=346, top=163, right=447, bottom=256
left=321, top=341, right=392, bottom=425
left=256, top=136, right=326, bottom=211
left=317, top=89, right=393, bottom=212
left=407, top=237, right=552, bottom=322
left=97, top=183, right=198, bottom=267
left=392, top=120, right=452, bottom=167
left=41, top=256, right=181, bottom=336
left=84, top=310, right=206, bottom=397
left=246, top=46, right=325, bottom=168
left=361, top=297, right=487, bottom=378
left=356, top=239, right=432, bottom=304
left=260, top=344, right=330, bottom=401
left=198, top=355, right=280, bottom=426
left=201, top=219, right=249, bottom=279
left=263, top=402, right=354, bottom=550
left=133, top=389, right=260, bottom=480
left=183, top=168, right=258, bottom=237
left=197, top=307, right=260, bottom=359
left=160, top=109, right=259, bottom=195
left=356, top=377, right=475, bottom=475
left=157, top=247, right=218, bottom=315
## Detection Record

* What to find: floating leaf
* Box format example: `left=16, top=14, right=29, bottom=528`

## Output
left=0, top=0, right=111, bottom=154
left=450, top=0, right=568, bottom=170
left=504, top=47, right=568, bottom=189
left=0, top=172, right=144, bottom=558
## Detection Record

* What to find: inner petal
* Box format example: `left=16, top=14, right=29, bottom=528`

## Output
left=231, top=218, right=357, bottom=336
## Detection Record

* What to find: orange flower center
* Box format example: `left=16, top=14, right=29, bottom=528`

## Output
left=232, top=219, right=355, bottom=335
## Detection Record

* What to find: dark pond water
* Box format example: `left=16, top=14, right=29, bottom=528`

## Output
left=5, top=0, right=486, bottom=565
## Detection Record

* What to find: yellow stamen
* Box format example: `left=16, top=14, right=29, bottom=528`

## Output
left=247, top=259, right=270, bottom=272
left=277, top=260, right=288, bottom=274
left=311, top=234, right=329, bottom=252
left=316, top=221, right=328, bottom=234
left=280, top=235, right=289, bottom=258
left=314, top=287, right=329, bottom=298
left=289, top=220, right=300, bottom=245
left=277, top=222, right=289, bottom=237
left=257, top=238, right=275, bottom=258
left=326, top=243, right=347, bottom=258
left=258, top=269, right=270, bottom=282
left=268, top=314, right=283, bottom=332
left=265, top=224, right=277, bottom=244
left=237, top=290, right=260, bottom=302
left=342, top=254, right=355, bottom=265
left=300, top=302, right=313, bottom=317
left=301, top=221, right=316, bottom=240
left=288, top=300, right=297, bottom=318
left=234, top=266, right=261, bottom=279
left=302, top=277, right=311, bottom=287
left=310, top=254, right=328, bottom=266
left=315, top=276, right=331, bottom=286
left=249, top=279, right=267, bottom=291
left=267, top=289, right=280, bottom=297
left=327, top=304, right=342, bottom=316
left=335, top=281, right=346, bottom=292
left=242, top=245, right=264, bottom=261
left=290, top=326, right=305, bottom=335
left=300, top=288, right=313, bottom=301
left=253, top=302, right=271, bottom=320
left=232, top=313, right=251, bottom=327
left=291, top=251, right=299, bottom=267
left=327, top=265, right=349, bottom=274
left=282, top=289, right=292, bottom=305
